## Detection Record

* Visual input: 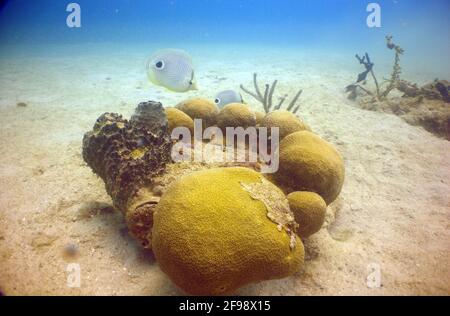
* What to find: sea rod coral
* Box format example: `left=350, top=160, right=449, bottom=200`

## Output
left=240, top=73, right=303, bottom=114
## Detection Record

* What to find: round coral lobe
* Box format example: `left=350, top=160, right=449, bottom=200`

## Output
left=287, top=191, right=327, bottom=238
left=175, top=98, right=219, bottom=127
left=260, top=110, right=311, bottom=140
left=151, top=167, right=304, bottom=295
left=216, top=103, right=256, bottom=131
left=274, top=131, right=345, bottom=205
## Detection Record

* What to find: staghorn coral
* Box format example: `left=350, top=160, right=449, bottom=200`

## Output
left=152, top=167, right=304, bottom=295
left=240, top=73, right=303, bottom=114
left=82, top=101, right=172, bottom=248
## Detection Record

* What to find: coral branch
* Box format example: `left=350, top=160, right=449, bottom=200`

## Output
left=287, top=89, right=303, bottom=112
left=241, top=73, right=303, bottom=114
left=253, top=72, right=264, bottom=101
left=268, top=80, right=277, bottom=110
left=275, top=94, right=288, bottom=110
left=381, top=35, right=404, bottom=98
left=347, top=35, right=404, bottom=101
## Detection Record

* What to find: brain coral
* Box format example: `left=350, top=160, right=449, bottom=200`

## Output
left=176, top=98, right=219, bottom=127
left=260, top=110, right=311, bottom=140
left=151, top=167, right=304, bottom=295
left=273, top=131, right=345, bottom=205
left=216, top=103, right=256, bottom=131
left=254, top=111, right=265, bottom=126
left=287, top=191, right=327, bottom=238
left=164, top=107, right=194, bottom=134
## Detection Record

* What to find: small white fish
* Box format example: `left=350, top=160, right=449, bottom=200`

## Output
left=214, top=90, right=244, bottom=109
left=146, top=49, right=198, bottom=92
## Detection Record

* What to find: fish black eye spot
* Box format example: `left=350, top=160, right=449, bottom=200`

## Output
left=214, top=98, right=220, bottom=104
left=155, top=61, right=164, bottom=69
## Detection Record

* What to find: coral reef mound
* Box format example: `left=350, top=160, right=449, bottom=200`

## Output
left=152, top=167, right=304, bottom=295
left=175, top=97, right=219, bottom=127
left=287, top=191, right=327, bottom=238
left=216, top=103, right=256, bottom=131
left=345, top=35, right=450, bottom=140
left=254, top=111, right=265, bottom=125
left=260, top=110, right=311, bottom=140
left=273, top=131, right=345, bottom=205
left=164, top=107, right=194, bottom=134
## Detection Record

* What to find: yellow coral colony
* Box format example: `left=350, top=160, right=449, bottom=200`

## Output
left=216, top=103, right=256, bottom=131
left=254, top=111, right=265, bottom=126
left=164, top=107, right=194, bottom=134
left=151, top=167, right=304, bottom=295
left=260, top=109, right=311, bottom=140
left=83, top=100, right=347, bottom=295
left=273, top=131, right=345, bottom=205
left=175, top=97, right=219, bottom=127
left=287, top=191, right=327, bottom=238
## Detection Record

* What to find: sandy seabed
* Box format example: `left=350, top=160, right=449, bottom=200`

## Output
left=0, top=44, right=449, bottom=295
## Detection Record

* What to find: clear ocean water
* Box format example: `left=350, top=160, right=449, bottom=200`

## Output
left=0, top=0, right=449, bottom=77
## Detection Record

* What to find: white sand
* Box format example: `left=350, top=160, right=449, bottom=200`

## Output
left=0, top=44, right=449, bottom=295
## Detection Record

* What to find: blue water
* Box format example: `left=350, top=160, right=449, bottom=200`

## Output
left=1, top=1, right=449, bottom=47
left=0, top=0, right=449, bottom=75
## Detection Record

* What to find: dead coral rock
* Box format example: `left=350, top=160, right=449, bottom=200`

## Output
left=396, top=80, right=420, bottom=98
left=402, top=100, right=450, bottom=140
left=359, top=93, right=450, bottom=140
left=82, top=101, right=172, bottom=247
left=82, top=101, right=171, bottom=211
left=421, top=79, right=450, bottom=102
left=130, top=101, right=170, bottom=131
left=126, top=201, right=157, bottom=249
left=397, top=79, right=450, bottom=102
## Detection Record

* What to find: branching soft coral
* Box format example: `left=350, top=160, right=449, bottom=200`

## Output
left=240, top=73, right=303, bottom=114
left=346, top=35, right=404, bottom=101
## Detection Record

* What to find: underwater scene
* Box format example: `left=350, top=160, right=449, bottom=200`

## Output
left=0, top=0, right=449, bottom=297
